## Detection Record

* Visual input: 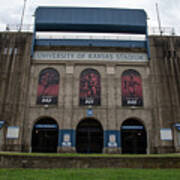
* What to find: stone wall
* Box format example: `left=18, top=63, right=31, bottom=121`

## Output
left=149, top=36, right=180, bottom=153
left=0, top=154, right=180, bottom=168
left=0, top=32, right=32, bottom=151
left=26, top=47, right=151, bottom=153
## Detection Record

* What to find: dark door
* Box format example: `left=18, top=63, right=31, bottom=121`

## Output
left=121, top=119, right=147, bottom=154
left=32, top=118, right=58, bottom=153
left=76, top=119, right=103, bottom=153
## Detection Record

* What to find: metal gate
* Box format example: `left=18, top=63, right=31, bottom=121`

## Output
left=76, top=119, right=103, bottom=153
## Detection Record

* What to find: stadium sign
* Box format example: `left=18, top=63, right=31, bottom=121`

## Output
left=33, top=51, right=148, bottom=62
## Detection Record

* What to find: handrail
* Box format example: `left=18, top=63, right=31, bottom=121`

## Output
left=0, top=24, right=178, bottom=36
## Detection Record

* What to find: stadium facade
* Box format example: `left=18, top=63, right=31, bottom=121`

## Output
left=0, top=7, right=180, bottom=154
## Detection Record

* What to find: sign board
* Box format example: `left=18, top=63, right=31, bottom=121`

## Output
left=122, top=125, right=144, bottom=130
left=6, top=126, right=19, bottom=139
left=160, top=128, right=172, bottom=141
left=62, top=134, right=71, bottom=147
left=33, top=51, right=148, bottom=62
left=0, top=121, right=4, bottom=129
left=108, top=134, right=117, bottom=148
left=86, top=109, right=93, bottom=116
left=175, top=123, right=180, bottom=131
left=35, top=124, right=57, bottom=129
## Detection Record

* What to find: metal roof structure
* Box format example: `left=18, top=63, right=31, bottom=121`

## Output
left=35, top=7, right=147, bottom=34
left=32, top=7, right=150, bottom=59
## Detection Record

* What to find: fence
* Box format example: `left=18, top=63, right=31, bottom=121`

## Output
left=0, top=24, right=179, bottom=36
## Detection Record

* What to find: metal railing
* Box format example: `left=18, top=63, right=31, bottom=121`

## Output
left=0, top=24, right=33, bottom=32
left=148, top=27, right=176, bottom=36
left=0, top=24, right=179, bottom=36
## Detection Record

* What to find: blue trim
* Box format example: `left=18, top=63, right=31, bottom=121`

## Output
left=122, top=125, right=144, bottom=130
left=31, top=23, right=36, bottom=57
left=175, top=123, right=180, bottom=127
left=104, top=130, right=121, bottom=148
left=35, top=39, right=146, bottom=49
left=35, top=124, right=57, bottom=128
left=0, top=121, right=5, bottom=129
left=35, top=24, right=146, bottom=34
left=58, top=129, right=75, bottom=147
left=146, top=28, right=151, bottom=60
left=86, top=109, right=93, bottom=117
left=174, top=124, right=180, bottom=131
left=32, top=7, right=149, bottom=59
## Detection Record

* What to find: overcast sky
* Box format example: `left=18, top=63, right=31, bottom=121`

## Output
left=1, top=0, right=180, bottom=34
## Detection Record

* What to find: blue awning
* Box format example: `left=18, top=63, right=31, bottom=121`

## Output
left=0, top=121, right=5, bottom=129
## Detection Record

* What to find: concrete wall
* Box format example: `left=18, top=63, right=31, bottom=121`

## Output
left=1, top=154, right=180, bottom=168
left=0, top=32, right=32, bottom=151
left=1, top=32, right=180, bottom=153
left=149, top=36, right=180, bottom=153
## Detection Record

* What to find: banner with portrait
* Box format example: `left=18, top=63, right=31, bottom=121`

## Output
left=79, top=69, right=101, bottom=105
left=122, top=69, right=143, bottom=106
left=37, top=68, right=59, bottom=105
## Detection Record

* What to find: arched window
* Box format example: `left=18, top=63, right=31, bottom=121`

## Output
left=79, top=68, right=101, bottom=106
left=121, top=69, right=143, bottom=106
left=37, top=68, right=60, bottom=105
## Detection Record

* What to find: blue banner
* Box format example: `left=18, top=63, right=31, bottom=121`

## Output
left=35, top=124, right=57, bottom=129
left=121, top=125, right=144, bottom=130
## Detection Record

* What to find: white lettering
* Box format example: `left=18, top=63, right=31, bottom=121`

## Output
left=33, top=51, right=148, bottom=62
left=127, top=100, right=137, bottom=105
left=85, top=98, right=94, bottom=104
left=41, top=98, right=52, bottom=103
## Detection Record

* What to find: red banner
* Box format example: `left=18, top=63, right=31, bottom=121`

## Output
left=37, top=68, right=59, bottom=105
left=122, top=69, right=143, bottom=106
left=80, top=69, right=101, bottom=105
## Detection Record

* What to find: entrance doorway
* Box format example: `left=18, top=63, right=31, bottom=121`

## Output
left=121, top=119, right=147, bottom=154
left=31, top=117, right=58, bottom=153
left=76, top=118, right=103, bottom=153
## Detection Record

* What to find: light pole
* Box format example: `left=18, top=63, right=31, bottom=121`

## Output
left=19, top=0, right=27, bottom=32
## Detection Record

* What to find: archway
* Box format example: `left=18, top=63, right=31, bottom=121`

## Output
left=76, top=118, right=103, bottom=153
left=31, top=117, right=59, bottom=153
left=121, top=119, right=147, bottom=154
